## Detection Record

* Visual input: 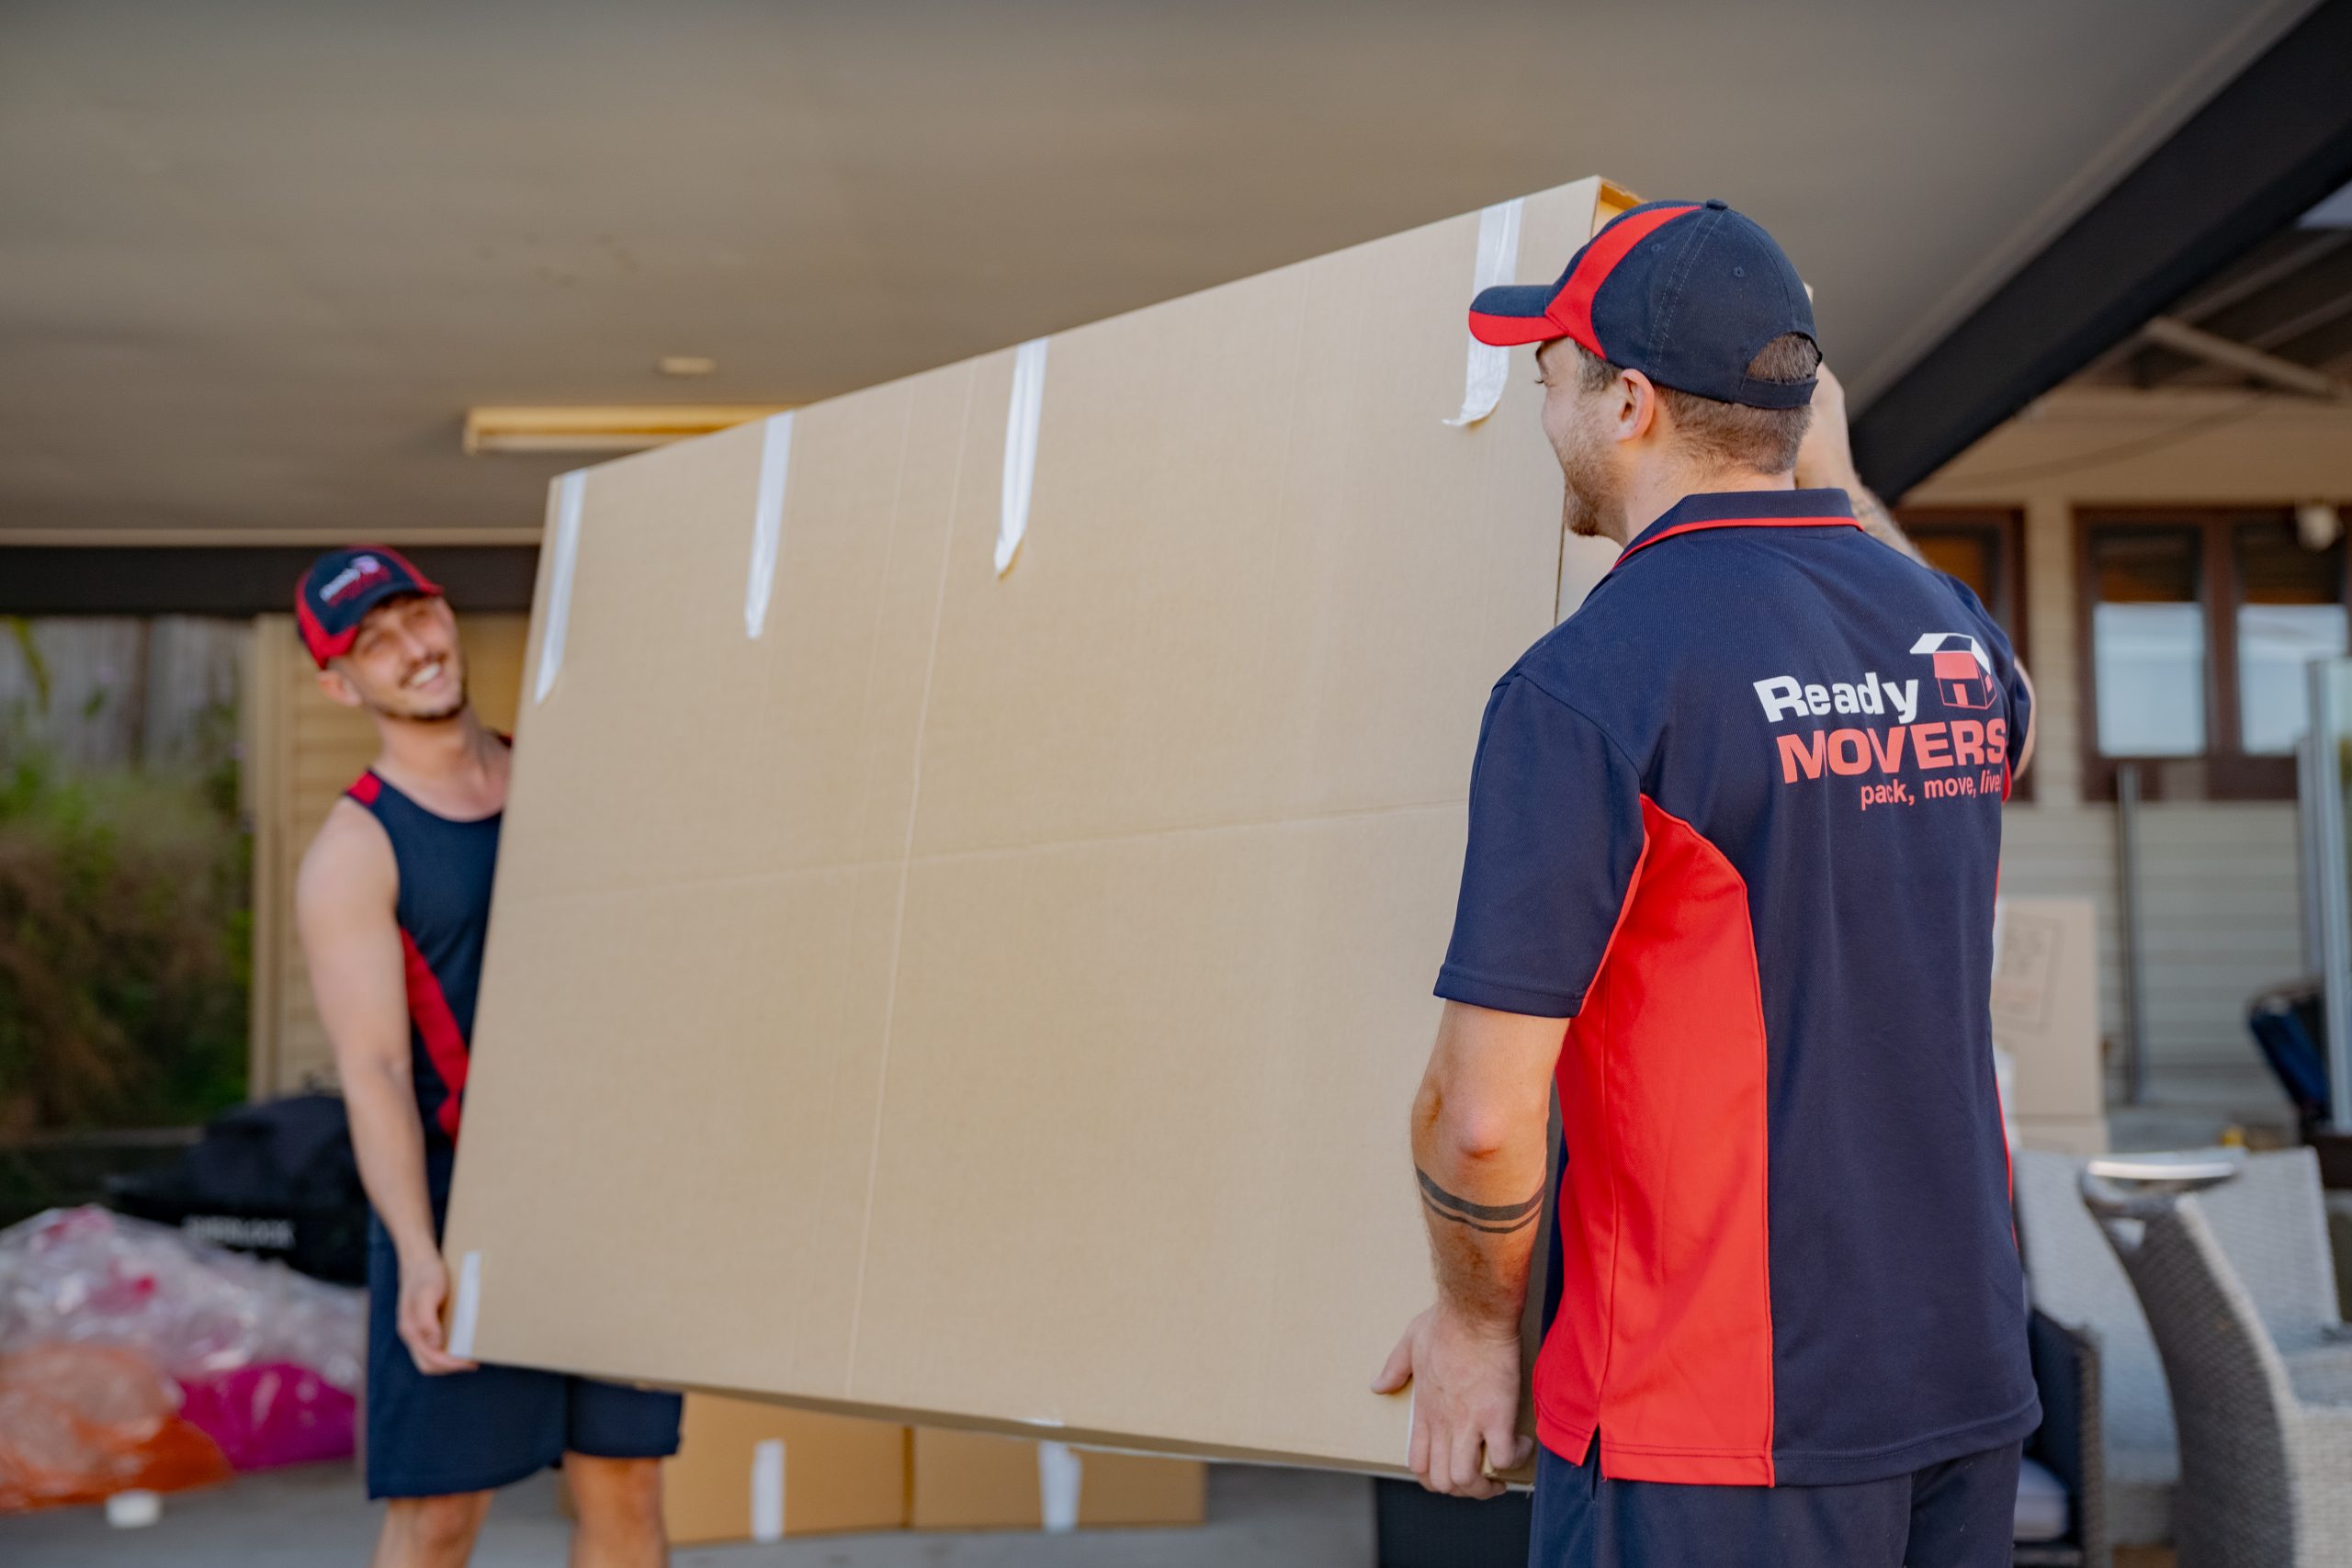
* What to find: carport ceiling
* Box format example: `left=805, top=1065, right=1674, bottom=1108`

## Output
left=0, top=0, right=2322, bottom=542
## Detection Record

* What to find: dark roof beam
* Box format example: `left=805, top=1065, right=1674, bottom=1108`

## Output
left=1849, top=0, right=2352, bottom=497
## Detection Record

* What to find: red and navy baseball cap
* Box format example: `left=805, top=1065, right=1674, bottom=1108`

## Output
left=295, top=546, right=443, bottom=667
left=1468, top=198, right=1818, bottom=410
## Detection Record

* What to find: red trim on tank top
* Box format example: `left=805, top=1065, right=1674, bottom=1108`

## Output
left=401, top=931, right=471, bottom=1141
left=346, top=772, right=382, bottom=806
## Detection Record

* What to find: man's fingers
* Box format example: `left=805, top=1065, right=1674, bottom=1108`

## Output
left=403, top=1299, right=444, bottom=1351
left=399, top=1289, right=476, bottom=1373
left=1447, top=1422, right=1487, bottom=1495
left=411, top=1348, right=478, bottom=1376
left=1408, top=1400, right=1432, bottom=1486
left=401, top=1325, right=477, bottom=1375
left=1486, top=1415, right=1535, bottom=1477
left=1372, top=1335, right=1415, bottom=1394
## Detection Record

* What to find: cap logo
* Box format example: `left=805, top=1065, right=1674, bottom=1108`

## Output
left=320, top=555, right=386, bottom=604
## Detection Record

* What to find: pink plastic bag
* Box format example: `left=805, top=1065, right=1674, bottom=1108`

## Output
left=178, top=1362, right=356, bottom=1471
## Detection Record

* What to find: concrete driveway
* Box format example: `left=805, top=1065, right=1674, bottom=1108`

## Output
left=0, top=1461, right=1375, bottom=1566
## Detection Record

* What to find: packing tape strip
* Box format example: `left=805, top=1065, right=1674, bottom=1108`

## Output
left=1036, top=1439, right=1083, bottom=1534
left=446, top=1250, right=482, bottom=1359
left=996, top=337, right=1049, bottom=576
left=1442, top=197, right=1525, bottom=428
left=533, top=471, right=586, bottom=705
left=751, top=1438, right=786, bottom=1542
left=745, top=412, right=795, bottom=639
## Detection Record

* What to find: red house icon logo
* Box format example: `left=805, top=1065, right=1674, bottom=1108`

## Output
left=1910, top=633, right=1996, bottom=711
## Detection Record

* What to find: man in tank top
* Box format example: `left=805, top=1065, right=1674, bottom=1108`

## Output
left=293, top=547, right=681, bottom=1568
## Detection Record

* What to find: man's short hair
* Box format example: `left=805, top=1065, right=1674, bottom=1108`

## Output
left=1574, top=334, right=1820, bottom=473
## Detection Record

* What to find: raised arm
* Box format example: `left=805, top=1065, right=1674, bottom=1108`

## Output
left=1794, top=363, right=1926, bottom=565
left=1797, top=365, right=2037, bottom=781
left=295, top=803, right=475, bottom=1373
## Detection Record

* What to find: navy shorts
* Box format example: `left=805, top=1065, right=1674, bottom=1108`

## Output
left=1530, top=1438, right=2022, bottom=1568
left=365, top=1212, right=682, bottom=1500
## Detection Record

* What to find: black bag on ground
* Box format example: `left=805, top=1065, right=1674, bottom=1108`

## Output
left=107, top=1094, right=368, bottom=1285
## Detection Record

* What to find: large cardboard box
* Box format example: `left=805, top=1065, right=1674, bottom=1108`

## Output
left=440, top=176, right=1634, bottom=1472
left=909, top=1428, right=1205, bottom=1532
left=663, top=1394, right=907, bottom=1546
left=1991, top=897, right=2108, bottom=1154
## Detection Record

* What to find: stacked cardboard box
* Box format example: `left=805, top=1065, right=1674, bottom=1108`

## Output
left=1991, top=897, right=2108, bottom=1155
left=664, top=1395, right=906, bottom=1546
left=658, top=1393, right=1204, bottom=1546
left=910, top=1428, right=1205, bottom=1532
left=441, top=176, right=1634, bottom=1472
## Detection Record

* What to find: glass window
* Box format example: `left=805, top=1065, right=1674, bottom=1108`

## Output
left=2090, top=528, right=2206, bottom=758
left=2235, top=520, right=2346, bottom=755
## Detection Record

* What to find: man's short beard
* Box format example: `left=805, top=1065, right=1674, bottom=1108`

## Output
left=361, top=681, right=468, bottom=724
left=407, top=687, right=468, bottom=723
left=1558, top=437, right=1623, bottom=540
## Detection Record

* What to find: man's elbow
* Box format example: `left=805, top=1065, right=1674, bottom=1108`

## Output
left=1413, top=1076, right=1534, bottom=1168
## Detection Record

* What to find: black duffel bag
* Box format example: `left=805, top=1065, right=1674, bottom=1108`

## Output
left=107, top=1094, right=369, bottom=1285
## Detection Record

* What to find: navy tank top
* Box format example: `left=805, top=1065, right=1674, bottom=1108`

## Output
left=344, top=761, right=503, bottom=1181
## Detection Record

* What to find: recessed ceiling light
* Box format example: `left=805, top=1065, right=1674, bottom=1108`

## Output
left=659, top=355, right=718, bottom=378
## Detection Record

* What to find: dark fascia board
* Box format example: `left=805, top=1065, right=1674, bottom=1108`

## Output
left=1851, top=0, right=2352, bottom=500
left=0, top=547, right=540, bottom=617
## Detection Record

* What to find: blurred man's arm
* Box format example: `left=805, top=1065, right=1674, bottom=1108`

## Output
left=1374, top=1000, right=1558, bottom=1497
left=1796, top=364, right=1926, bottom=566
left=1799, top=364, right=2036, bottom=783
left=2015, top=664, right=2038, bottom=780
left=296, top=804, right=475, bottom=1373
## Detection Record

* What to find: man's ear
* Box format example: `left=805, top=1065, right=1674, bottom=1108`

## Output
left=1614, top=367, right=1661, bottom=446
left=316, top=666, right=363, bottom=709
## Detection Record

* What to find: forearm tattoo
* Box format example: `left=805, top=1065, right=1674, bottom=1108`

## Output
left=1418, top=1168, right=1544, bottom=1235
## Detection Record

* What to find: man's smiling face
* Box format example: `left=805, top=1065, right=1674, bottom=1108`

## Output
left=331, top=592, right=467, bottom=720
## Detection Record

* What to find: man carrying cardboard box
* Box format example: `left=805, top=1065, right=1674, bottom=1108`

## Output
left=292, top=548, right=682, bottom=1568
left=1375, top=202, right=2040, bottom=1567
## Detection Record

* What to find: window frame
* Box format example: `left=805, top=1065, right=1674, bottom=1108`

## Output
left=1897, top=506, right=2031, bottom=801
left=2075, top=506, right=2346, bottom=803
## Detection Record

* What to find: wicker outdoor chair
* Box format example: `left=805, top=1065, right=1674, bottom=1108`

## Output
left=2082, top=1162, right=2352, bottom=1568
left=2018, top=1147, right=2352, bottom=1550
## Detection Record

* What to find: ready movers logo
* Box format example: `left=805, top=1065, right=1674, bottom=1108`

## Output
left=1752, top=633, right=2009, bottom=812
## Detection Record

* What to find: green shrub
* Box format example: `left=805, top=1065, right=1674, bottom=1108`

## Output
left=0, top=710, right=250, bottom=1134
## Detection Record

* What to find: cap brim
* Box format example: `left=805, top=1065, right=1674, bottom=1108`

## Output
left=1466, top=283, right=1561, bottom=347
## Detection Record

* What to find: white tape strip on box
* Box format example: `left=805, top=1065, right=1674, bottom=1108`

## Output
left=533, top=472, right=585, bottom=705
left=745, top=412, right=795, bottom=639
left=1036, top=1440, right=1083, bottom=1534
left=996, top=337, right=1049, bottom=576
left=446, top=1250, right=483, bottom=1359
left=1443, top=197, right=1525, bottom=427
left=751, top=1438, right=786, bottom=1543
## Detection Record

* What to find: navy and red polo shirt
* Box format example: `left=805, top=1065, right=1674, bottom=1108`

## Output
left=1436, top=488, right=2039, bottom=1488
